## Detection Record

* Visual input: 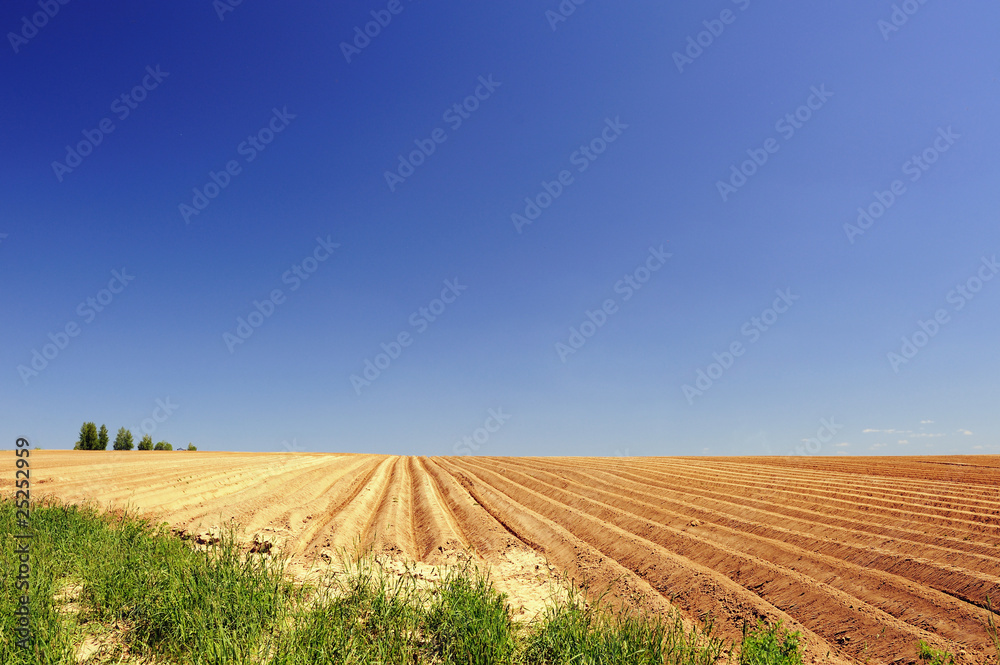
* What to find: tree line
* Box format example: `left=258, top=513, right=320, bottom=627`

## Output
left=74, top=422, right=196, bottom=451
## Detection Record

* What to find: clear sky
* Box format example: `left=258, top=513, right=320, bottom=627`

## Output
left=2, top=1, right=998, bottom=457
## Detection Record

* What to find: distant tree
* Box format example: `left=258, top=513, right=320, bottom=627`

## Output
left=113, top=427, right=134, bottom=451
left=97, top=424, right=109, bottom=450
left=76, top=422, right=98, bottom=450
left=138, top=434, right=153, bottom=451
left=187, top=443, right=197, bottom=451
left=154, top=441, right=172, bottom=451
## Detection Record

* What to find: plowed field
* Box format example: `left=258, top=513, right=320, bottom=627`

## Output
left=7, top=451, right=1000, bottom=664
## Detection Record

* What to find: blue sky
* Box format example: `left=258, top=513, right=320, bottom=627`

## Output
left=2, top=1, right=998, bottom=457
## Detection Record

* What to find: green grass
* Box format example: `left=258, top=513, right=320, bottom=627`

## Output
left=523, top=586, right=725, bottom=665
left=986, top=596, right=1000, bottom=660
left=1, top=497, right=77, bottom=664
left=2, top=497, right=811, bottom=664
left=916, top=640, right=955, bottom=664
left=422, top=562, right=519, bottom=665
left=738, top=620, right=803, bottom=665
left=2, top=497, right=295, bottom=664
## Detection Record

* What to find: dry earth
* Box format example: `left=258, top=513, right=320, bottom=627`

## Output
left=5, top=451, right=1000, bottom=664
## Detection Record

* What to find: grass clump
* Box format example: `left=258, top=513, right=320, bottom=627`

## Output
left=738, top=620, right=803, bottom=665
left=916, top=640, right=955, bottom=664
left=1, top=497, right=294, bottom=664
left=271, top=558, right=519, bottom=665
left=106, top=526, right=292, bottom=662
left=985, top=596, right=1000, bottom=660
left=523, top=586, right=725, bottom=665
left=423, top=562, right=518, bottom=665
left=269, top=557, right=424, bottom=665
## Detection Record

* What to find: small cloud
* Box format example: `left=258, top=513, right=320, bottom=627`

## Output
left=870, top=443, right=887, bottom=450
left=958, top=429, right=973, bottom=435
left=897, top=440, right=910, bottom=445
left=863, top=427, right=945, bottom=438
left=920, top=420, right=934, bottom=425
left=835, top=442, right=851, bottom=447
left=836, top=450, right=849, bottom=456
left=973, top=445, right=984, bottom=450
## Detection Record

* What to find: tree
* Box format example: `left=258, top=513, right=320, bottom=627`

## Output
left=154, top=441, right=172, bottom=451
left=113, top=427, right=134, bottom=451
left=76, top=422, right=98, bottom=450
left=187, top=443, right=197, bottom=451
left=138, top=434, right=153, bottom=451
left=97, top=424, right=109, bottom=450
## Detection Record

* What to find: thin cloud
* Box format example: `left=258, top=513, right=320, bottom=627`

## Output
left=864, top=428, right=944, bottom=438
